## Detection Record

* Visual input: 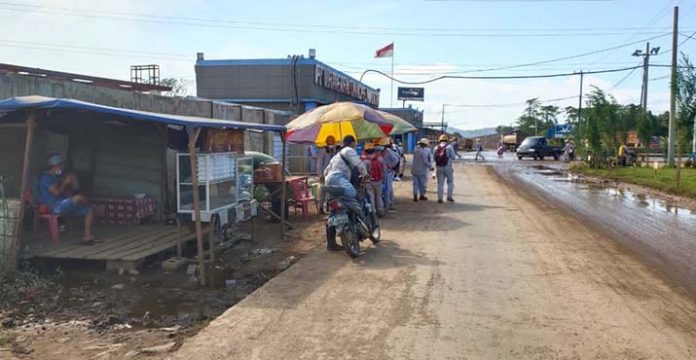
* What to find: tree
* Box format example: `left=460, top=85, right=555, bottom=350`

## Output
left=516, top=98, right=542, bottom=135
left=677, top=54, right=696, bottom=154
left=160, top=77, right=191, bottom=97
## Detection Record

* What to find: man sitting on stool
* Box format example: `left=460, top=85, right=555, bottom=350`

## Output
left=38, top=154, right=95, bottom=244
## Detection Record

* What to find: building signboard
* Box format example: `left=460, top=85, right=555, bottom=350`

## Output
left=397, top=87, right=424, bottom=101
left=314, top=65, right=380, bottom=107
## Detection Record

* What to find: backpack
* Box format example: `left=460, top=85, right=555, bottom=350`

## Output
left=340, top=153, right=361, bottom=188
left=434, top=145, right=449, bottom=167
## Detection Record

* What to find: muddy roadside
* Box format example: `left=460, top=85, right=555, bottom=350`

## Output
left=491, top=161, right=696, bottom=297
left=0, top=217, right=326, bottom=360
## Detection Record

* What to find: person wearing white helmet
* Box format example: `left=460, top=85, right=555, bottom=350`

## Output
left=433, top=134, right=457, bottom=203
left=411, top=138, right=432, bottom=202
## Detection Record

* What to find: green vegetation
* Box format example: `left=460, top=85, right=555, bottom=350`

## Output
left=572, top=165, right=696, bottom=199
left=0, top=330, right=16, bottom=346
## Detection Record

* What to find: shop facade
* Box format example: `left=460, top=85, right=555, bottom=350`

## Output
left=195, top=52, right=380, bottom=114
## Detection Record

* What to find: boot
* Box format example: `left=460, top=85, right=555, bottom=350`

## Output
left=419, top=195, right=428, bottom=201
left=327, top=241, right=343, bottom=251
left=413, top=195, right=418, bottom=202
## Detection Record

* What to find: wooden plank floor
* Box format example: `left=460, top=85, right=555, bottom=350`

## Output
left=27, top=224, right=196, bottom=261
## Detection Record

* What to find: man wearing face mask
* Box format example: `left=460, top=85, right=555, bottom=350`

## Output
left=316, top=135, right=337, bottom=214
left=38, top=154, right=95, bottom=244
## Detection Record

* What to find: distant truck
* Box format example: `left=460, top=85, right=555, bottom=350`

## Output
left=516, top=136, right=563, bottom=160
left=502, top=130, right=526, bottom=151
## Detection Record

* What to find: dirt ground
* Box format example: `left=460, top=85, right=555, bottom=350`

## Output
left=168, top=164, right=696, bottom=359
left=3, top=162, right=696, bottom=359
left=0, top=214, right=325, bottom=360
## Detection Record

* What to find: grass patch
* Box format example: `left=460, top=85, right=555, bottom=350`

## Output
left=572, top=166, right=696, bottom=198
left=0, top=330, right=16, bottom=346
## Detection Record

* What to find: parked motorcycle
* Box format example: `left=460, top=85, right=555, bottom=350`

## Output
left=323, top=176, right=381, bottom=258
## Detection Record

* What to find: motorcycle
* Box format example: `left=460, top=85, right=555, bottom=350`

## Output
left=322, top=176, right=381, bottom=258
left=497, top=145, right=505, bottom=158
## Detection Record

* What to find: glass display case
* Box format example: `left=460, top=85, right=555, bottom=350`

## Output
left=177, top=152, right=253, bottom=222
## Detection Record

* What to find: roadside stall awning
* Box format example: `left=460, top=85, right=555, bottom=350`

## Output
left=0, top=96, right=287, bottom=132
left=0, top=95, right=288, bottom=286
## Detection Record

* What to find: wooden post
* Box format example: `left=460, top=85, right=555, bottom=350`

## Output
left=280, top=132, right=287, bottom=240
left=176, top=218, right=182, bottom=257
left=15, top=110, right=38, bottom=267
left=187, top=127, right=206, bottom=286
left=208, top=221, right=215, bottom=263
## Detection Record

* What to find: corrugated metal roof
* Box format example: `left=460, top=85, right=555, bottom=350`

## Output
left=0, top=96, right=286, bottom=132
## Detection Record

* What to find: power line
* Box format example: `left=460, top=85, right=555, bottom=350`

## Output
left=609, top=62, right=642, bottom=91
left=0, top=2, right=689, bottom=38
left=360, top=65, right=643, bottom=85
left=424, top=33, right=670, bottom=74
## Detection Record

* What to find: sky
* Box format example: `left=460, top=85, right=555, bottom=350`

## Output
left=1, top=0, right=695, bottom=130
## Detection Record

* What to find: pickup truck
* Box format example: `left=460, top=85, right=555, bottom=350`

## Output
left=516, top=136, right=563, bottom=160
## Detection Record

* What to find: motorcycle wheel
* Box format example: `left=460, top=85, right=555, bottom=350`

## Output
left=340, top=225, right=360, bottom=258
left=368, top=212, right=381, bottom=243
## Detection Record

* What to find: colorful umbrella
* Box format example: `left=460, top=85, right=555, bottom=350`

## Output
left=286, top=102, right=393, bottom=146
left=377, top=110, right=417, bottom=135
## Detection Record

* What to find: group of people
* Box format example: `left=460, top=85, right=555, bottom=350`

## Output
left=316, top=133, right=458, bottom=213
left=316, top=135, right=404, bottom=218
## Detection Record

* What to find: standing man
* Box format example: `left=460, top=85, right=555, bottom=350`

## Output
left=475, top=138, right=485, bottom=162
left=361, top=142, right=385, bottom=217
left=316, top=135, right=337, bottom=214
left=451, top=137, right=462, bottom=159
left=379, top=137, right=400, bottom=212
left=434, top=134, right=457, bottom=203
left=411, top=138, right=432, bottom=202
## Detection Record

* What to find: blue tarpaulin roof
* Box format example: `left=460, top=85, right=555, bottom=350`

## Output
left=0, top=96, right=286, bottom=132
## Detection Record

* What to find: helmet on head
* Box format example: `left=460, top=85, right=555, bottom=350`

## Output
left=438, top=134, right=449, bottom=142
left=48, top=154, right=64, bottom=166
left=343, top=135, right=356, bottom=146
left=376, top=137, right=391, bottom=146
left=325, top=135, right=336, bottom=146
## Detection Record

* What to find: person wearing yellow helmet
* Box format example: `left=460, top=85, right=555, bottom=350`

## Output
left=316, top=135, right=337, bottom=214
left=361, top=142, right=385, bottom=217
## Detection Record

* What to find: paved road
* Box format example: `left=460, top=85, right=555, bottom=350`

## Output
left=171, top=164, right=696, bottom=360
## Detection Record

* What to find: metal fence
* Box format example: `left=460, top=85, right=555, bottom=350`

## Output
left=0, top=176, right=21, bottom=274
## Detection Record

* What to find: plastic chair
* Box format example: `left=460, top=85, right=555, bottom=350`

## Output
left=289, top=179, right=317, bottom=219
left=23, top=191, right=61, bottom=245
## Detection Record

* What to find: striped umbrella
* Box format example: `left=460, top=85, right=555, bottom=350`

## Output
left=286, top=102, right=393, bottom=146
left=377, top=110, right=417, bottom=135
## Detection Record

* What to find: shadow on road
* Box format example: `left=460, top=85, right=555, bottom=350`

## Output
left=356, top=239, right=444, bottom=270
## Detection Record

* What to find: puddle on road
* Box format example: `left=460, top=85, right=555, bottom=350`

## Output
left=526, top=167, right=696, bottom=219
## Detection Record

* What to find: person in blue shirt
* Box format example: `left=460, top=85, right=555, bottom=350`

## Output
left=38, top=154, right=95, bottom=243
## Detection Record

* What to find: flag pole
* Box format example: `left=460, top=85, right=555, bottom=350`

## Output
left=390, top=42, right=394, bottom=108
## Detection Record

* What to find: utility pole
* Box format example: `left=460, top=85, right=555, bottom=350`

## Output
left=667, top=6, right=678, bottom=167
left=441, top=104, right=446, bottom=134
left=633, top=42, right=660, bottom=143
left=577, top=71, right=584, bottom=140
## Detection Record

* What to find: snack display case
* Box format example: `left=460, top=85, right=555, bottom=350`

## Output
left=177, top=152, right=255, bottom=222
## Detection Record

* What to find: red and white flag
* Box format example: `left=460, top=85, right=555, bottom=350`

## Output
left=374, top=43, right=394, bottom=58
